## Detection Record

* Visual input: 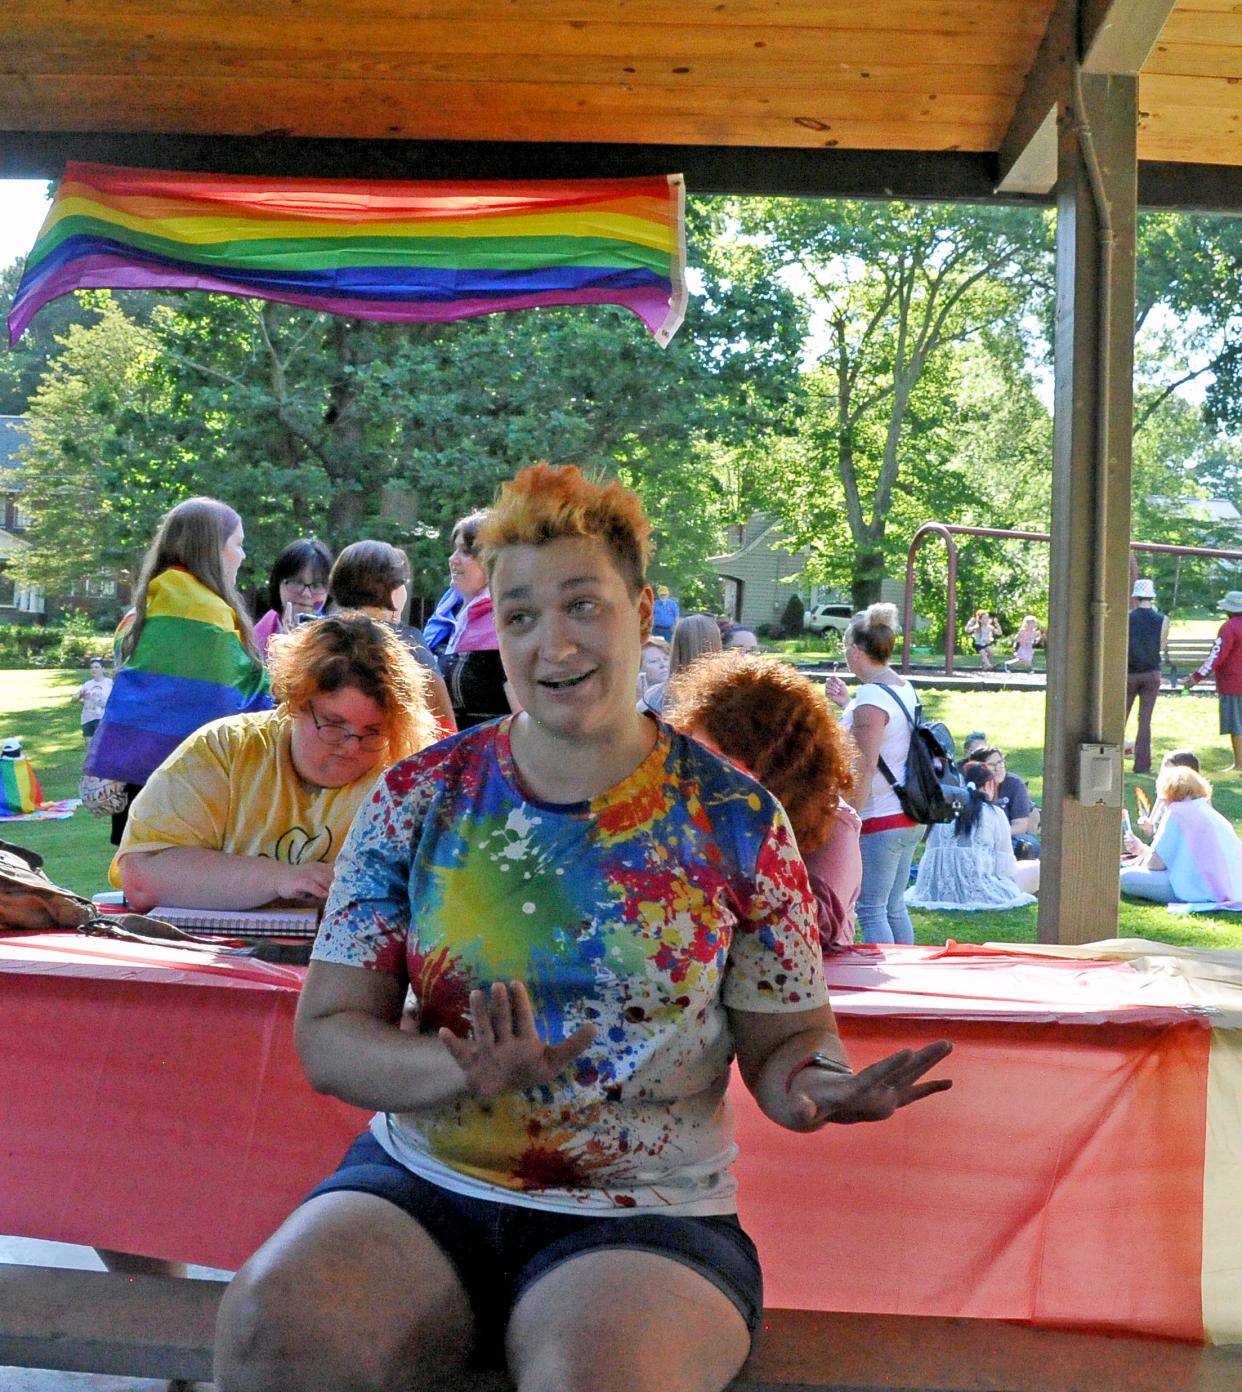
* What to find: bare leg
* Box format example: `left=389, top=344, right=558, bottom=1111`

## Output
left=1230, top=733, right=1242, bottom=771
left=508, top=1249, right=751, bottom=1392
left=214, top=1191, right=474, bottom=1392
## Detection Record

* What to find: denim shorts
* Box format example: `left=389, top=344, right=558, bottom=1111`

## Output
left=305, top=1131, right=763, bottom=1364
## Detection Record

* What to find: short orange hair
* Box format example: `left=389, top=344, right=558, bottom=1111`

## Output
left=477, top=463, right=651, bottom=595
left=668, top=651, right=856, bottom=854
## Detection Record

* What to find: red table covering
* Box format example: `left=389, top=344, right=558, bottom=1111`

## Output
left=0, top=934, right=1215, bottom=1341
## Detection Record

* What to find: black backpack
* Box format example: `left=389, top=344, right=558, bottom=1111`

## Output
left=869, top=685, right=967, bottom=825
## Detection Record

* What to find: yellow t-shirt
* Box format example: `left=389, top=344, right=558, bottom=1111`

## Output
left=110, top=708, right=376, bottom=886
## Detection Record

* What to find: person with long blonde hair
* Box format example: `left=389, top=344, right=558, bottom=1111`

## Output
left=85, top=496, right=271, bottom=844
left=637, top=610, right=722, bottom=715
left=215, top=463, right=951, bottom=1392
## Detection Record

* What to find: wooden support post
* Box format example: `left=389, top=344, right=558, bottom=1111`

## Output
left=1039, top=67, right=1137, bottom=944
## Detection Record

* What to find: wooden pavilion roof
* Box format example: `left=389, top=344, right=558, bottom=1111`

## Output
left=3, top=1, right=1241, bottom=208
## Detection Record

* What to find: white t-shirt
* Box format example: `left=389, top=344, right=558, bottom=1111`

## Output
left=842, top=680, right=918, bottom=821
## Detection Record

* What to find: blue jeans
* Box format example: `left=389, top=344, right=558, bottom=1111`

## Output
left=857, top=823, right=924, bottom=944
left=1119, top=868, right=1176, bottom=902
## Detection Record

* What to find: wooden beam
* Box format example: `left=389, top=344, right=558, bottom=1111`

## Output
left=1040, top=70, right=1137, bottom=946
left=2, top=130, right=1240, bottom=212
left=1082, top=0, right=1179, bottom=73
left=994, top=0, right=1074, bottom=195
left=996, top=0, right=1177, bottom=201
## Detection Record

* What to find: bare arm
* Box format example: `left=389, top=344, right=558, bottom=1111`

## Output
left=730, top=1003, right=952, bottom=1133
left=296, top=960, right=471, bottom=1111
left=425, top=667, right=458, bottom=737
left=296, top=967, right=597, bottom=1112
left=119, top=846, right=334, bottom=912
left=847, top=703, right=889, bottom=815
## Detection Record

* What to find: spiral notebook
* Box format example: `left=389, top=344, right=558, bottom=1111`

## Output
left=148, top=903, right=321, bottom=938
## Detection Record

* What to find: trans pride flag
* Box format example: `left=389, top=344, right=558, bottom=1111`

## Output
left=7, top=163, right=688, bottom=347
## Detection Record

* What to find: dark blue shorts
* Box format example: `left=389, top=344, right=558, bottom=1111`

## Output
left=305, top=1131, right=763, bottom=1365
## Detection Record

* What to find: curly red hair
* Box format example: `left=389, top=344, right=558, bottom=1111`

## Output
left=668, top=651, right=856, bottom=854
left=477, top=463, right=652, bottom=595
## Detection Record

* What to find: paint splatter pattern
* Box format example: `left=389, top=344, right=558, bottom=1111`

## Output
left=314, top=718, right=828, bottom=1214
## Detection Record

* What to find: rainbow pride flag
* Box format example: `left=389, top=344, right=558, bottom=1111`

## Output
left=0, top=757, right=44, bottom=817
left=8, top=163, right=688, bottom=347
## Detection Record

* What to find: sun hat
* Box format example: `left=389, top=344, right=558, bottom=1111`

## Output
left=1219, top=591, right=1242, bottom=613
left=1, top=738, right=22, bottom=758
left=1132, top=578, right=1156, bottom=599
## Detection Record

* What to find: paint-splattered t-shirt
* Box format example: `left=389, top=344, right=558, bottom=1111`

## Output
left=312, top=717, right=829, bottom=1215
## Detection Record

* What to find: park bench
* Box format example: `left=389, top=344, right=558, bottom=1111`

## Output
left=2, top=1263, right=1240, bottom=1391
left=1165, top=636, right=1217, bottom=685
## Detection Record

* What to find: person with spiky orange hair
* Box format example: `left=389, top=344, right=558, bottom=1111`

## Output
left=215, top=463, right=951, bottom=1392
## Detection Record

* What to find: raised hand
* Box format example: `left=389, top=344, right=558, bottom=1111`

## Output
left=788, top=1040, right=952, bottom=1129
left=823, top=674, right=849, bottom=709
left=439, top=981, right=598, bottom=1099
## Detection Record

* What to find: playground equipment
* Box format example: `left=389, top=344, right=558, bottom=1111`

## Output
left=901, top=522, right=1242, bottom=675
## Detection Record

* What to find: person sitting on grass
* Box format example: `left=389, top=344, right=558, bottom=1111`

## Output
left=114, top=613, right=439, bottom=913
left=907, top=760, right=1039, bottom=910
left=1135, top=749, right=1200, bottom=840
left=669, top=648, right=862, bottom=949
left=1121, top=764, right=1242, bottom=906
left=971, top=745, right=1039, bottom=861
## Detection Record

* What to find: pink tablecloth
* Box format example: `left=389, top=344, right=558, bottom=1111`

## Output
left=0, top=934, right=1219, bottom=1341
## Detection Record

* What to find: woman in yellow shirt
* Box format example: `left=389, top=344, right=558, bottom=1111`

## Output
left=114, top=612, right=439, bottom=913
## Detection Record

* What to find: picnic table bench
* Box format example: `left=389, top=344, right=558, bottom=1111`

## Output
left=1165, top=636, right=1217, bottom=684
left=3, top=1264, right=1240, bottom=1391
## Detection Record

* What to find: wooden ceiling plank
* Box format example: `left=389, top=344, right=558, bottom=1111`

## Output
left=1157, top=8, right=1242, bottom=43
left=1081, top=0, right=1179, bottom=73
left=0, top=75, right=996, bottom=148
left=1, top=68, right=1009, bottom=131
left=1140, top=139, right=1242, bottom=171
left=1, top=47, right=1028, bottom=98
left=1142, top=70, right=1242, bottom=111
left=3, top=0, right=1053, bottom=34
left=0, top=18, right=1045, bottom=68
left=1140, top=105, right=1242, bottom=137
left=1145, top=39, right=1242, bottom=76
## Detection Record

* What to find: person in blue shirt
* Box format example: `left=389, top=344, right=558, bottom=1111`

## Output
left=651, top=584, right=679, bottom=641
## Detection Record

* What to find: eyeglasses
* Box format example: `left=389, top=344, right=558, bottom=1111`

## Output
left=307, top=701, right=386, bottom=753
left=283, top=577, right=328, bottom=595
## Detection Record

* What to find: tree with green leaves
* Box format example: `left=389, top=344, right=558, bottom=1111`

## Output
left=721, top=198, right=1053, bottom=608
left=8, top=201, right=806, bottom=611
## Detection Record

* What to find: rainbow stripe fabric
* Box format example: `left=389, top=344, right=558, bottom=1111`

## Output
left=85, top=567, right=272, bottom=788
left=0, top=757, right=44, bottom=817
left=8, top=162, right=688, bottom=347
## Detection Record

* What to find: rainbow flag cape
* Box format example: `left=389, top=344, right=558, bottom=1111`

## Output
left=0, top=757, right=44, bottom=817
left=85, top=567, right=272, bottom=788
left=8, top=163, right=688, bottom=347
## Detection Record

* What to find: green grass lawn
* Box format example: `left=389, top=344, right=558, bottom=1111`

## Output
left=4, top=668, right=1242, bottom=947
left=3, top=668, right=117, bottom=897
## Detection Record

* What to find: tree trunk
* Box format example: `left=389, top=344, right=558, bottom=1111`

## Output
left=851, top=548, right=886, bottom=610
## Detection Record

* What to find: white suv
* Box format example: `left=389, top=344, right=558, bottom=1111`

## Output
left=803, top=603, right=852, bottom=635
